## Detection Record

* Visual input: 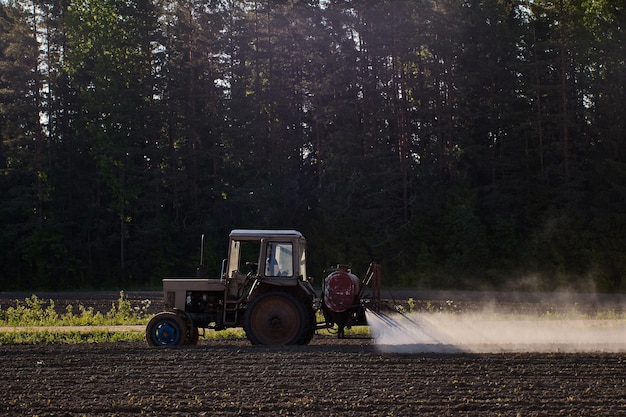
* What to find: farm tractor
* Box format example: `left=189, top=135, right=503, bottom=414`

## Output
left=146, top=229, right=381, bottom=346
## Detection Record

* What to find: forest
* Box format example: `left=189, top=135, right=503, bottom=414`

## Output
left=0, top=0, right=624, bottom=292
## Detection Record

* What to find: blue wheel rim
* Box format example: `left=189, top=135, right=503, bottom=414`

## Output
left=154, top=320, right=181, bottom=345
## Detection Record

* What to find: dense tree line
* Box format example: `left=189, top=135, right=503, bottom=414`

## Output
left=1, top=0, right=625, bottom=292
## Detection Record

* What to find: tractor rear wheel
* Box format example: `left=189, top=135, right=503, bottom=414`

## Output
left=146, top=311, right=187, bottom=347
left=244, top=291, right=309, bottom=345
left=298, top=306, right=317, bottom=345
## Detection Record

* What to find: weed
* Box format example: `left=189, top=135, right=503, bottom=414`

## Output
left=0, top=291, right=149, bottom=327
left=407, top=298, right=415, bottom=313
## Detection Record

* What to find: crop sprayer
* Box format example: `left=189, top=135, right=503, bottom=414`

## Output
left=145, top=229, right=387, bottom=346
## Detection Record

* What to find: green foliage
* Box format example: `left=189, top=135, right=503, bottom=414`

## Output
left=0, top=330, right=145, bottom=345
left=0, top=295, right=60, bottom=326
left=0, top=291, right=150, bottom=327
left=1, top=1, right=625, bottom=292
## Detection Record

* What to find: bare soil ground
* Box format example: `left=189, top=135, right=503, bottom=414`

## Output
left=2, top=291, right=626, bottom=416
left=2, top=337, right=625, bottom=416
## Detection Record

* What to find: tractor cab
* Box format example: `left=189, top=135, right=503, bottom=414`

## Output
left=223, top=229, right=308, bottom=288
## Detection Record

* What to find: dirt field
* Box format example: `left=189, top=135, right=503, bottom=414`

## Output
left=1, top=337, right=624, bottom=416
left=2, top=291, right=626, bottom=416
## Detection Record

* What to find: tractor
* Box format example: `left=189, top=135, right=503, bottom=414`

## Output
left=145, top=229, right=380, bottom=346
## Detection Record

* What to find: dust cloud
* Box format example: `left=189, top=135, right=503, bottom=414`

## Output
left=366, top=309, right=626, bottom=353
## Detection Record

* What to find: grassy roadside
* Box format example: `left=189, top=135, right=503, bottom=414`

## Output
left=0, top=329, right=146, bottom=344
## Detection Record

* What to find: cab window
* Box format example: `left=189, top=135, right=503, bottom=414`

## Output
left=265, top=242, right=293, bottom=277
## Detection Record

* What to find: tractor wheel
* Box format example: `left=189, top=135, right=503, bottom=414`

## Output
left=186, top=325, right=199, bottom=345
left=176, top=310, right=199, bottom=345
left=146, top=311, right=187, bottom=347
left=300, top=307, right=317, bottom=345
left=244, top=291, right=309, bottom=345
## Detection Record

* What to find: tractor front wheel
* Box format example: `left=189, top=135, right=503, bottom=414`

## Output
left=187, top=325, right=199, bottom=345
left=146, top=311, right=187, bottom=347
left=244, top=291, right=309, bottom=345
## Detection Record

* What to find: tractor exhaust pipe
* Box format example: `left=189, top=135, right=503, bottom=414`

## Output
left=196, top=234, right=207, bottom=278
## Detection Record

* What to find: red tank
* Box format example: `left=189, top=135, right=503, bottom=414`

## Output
left=323, top=267, right=361, bottom=313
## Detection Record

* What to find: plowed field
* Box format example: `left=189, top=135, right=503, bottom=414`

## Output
left=2, top=337, right=625, bottom=416
left=2, top=291, right=626, bottom=416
